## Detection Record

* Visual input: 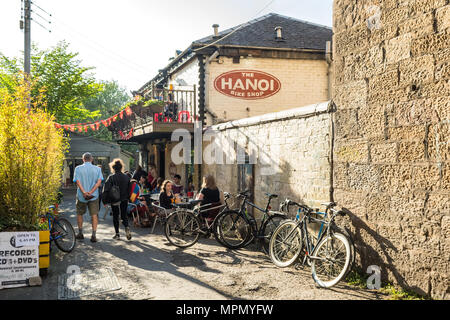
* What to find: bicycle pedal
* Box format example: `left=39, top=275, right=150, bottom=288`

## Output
left=294, top=263, right=303, bottom=270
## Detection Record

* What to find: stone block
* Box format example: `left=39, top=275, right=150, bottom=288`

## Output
left=347, top=163, right=380, bottom=191
left=335, top=142, right=369, bottom=163
left=379, top=164, right=413, bottom=193
left=409, top=0, right=447, bottom=16
left=335, top=108, right=360, bottom=139
left=368, top=22, right=399, bottom=47
left=412, top=164, right=442, bottom=191
left=393, top=98, right=435, bottom=126
left=386, top=33, right=412, bottom=64
left=398, top=12, right=434, bottom=39
left=411, top=32, right=450, bottom=56
left=369, top=68, right=399, bottom=93
left=334, top=79, right=367, bottom=109
left=428, top=122, right=450, bottom=162
left=370, top=142, right=398, bottom=163
left=398, top=141, right=426, bottom=162
left=388, top=125, right=426, bottom=141
left=358, top=105, right=386, bottom=139
left=435, top=61, right=450, bottom=81
left=399, top=54, right=435, bottom=88
left=436, top=5, right=450, bottom=32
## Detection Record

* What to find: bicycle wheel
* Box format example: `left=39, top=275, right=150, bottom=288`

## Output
left=52, top=217, right=76, bottom=253
left=216, top=210, right=252, bottom=249
left=331, top=225, right=356, bottom=278
left=269, top=220, right=303, bottom=268
left=164, top=210, right=200, bottom=248
left=212, top=210, right=232, bottom=247
left=260, top=213, right=287, bottom=255
left=311, top=232, right=351, bottom=288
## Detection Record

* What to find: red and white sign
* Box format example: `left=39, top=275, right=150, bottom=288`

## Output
left=214, top=70, right=281, bottom=100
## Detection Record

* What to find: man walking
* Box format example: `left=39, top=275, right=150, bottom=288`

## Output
left=73, top=153, right=104, bottom=242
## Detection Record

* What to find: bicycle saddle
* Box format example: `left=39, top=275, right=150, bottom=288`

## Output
left=265, top=193, right=278, bottom=199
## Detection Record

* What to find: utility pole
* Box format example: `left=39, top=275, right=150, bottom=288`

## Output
left=24, top=0, right=31, bottom=76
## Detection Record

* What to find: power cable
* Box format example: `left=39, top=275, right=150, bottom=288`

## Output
left=194, top=0, right=276, bottom=52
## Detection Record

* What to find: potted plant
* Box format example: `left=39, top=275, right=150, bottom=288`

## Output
left=0, top=80, right=67, bottom=284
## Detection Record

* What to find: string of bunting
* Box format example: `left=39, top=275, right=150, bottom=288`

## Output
left=54, top=106, right=133, bottom=133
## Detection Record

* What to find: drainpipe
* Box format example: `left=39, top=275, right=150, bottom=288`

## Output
left=197, top=54, right=206, bottom=189
left=325, top=41, right=335, bottom=202
left=326, top=41, right=332, bottom=100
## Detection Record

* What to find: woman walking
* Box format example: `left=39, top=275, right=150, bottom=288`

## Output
left=103, top=159, right=132, bottom=240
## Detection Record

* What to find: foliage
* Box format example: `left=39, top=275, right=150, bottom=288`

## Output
left=380, top=284, right=430, bottom=300
left=345, top=268, right=368, bottom=289
left=0, top=41, right=102, bottom=123
left=78, top=80, right=131, bottom=142
left=345, top=267, right=430, bottom=300
left=0, top=79, right=68, bottom=231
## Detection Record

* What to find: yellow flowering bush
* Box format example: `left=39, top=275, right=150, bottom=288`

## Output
left=0, top=80, right=68, bottom=231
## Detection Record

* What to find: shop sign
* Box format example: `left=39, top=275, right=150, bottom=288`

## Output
left=0, top=232, right=40, bottom=289
left=214, top=70, right=281, bottom=100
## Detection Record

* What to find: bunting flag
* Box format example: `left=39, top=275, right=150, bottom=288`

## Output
left=53, top=104, right=137, bottom=133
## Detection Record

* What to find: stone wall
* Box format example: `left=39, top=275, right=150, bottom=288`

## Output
left=202, top=102, right=333, bottom=214
left=333, top=0, right=449, bottom=299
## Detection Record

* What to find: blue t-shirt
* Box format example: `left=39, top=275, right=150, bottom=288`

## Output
left=73, top=162, right=104, bottom=203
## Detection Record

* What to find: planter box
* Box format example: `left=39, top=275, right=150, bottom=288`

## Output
left=39, top=230, right=50, bottom=276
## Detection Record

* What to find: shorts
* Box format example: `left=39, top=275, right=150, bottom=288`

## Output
left=76, top=197, right=100, bottom=216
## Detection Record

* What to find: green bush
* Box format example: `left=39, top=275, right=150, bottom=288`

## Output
left=0, top=80, right=68, bottom=231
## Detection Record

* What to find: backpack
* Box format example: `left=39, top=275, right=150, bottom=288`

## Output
left=106, top=174, right=121, bottom=205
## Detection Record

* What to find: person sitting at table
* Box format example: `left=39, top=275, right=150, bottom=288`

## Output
left=159, top=180, right=174, bottom=209
left=128, top=179, right=153, bottom=226
left=172, top=174, right=184, bottom=196
left=151, top=177, right=163, bottom=194
left=195, top=175, right=222, bottom=224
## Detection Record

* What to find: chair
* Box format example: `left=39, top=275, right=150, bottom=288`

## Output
left=150, top=202, right=171, bottom=233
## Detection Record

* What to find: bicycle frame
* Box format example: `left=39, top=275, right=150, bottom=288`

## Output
left=42, top=212, right=64, bottom=241
left=281, top=205, right=335, bottom=264
left=237, top=193, right=279, bottom=238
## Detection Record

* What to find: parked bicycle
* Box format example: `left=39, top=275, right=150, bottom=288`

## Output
left=215, top=190, right=288, bottom=254
left=269, top=200, right=353, bottom=288
left=40, top=205, right=76, bottom=253
left=163, top=192, right=235, bottom=248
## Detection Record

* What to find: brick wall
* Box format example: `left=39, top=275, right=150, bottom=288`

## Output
left=333, top=0, right=449, bottom=299
left=205, top=57, right=330, bottom=124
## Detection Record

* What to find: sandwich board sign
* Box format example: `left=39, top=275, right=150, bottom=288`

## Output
left=0, top=232, right=40, bottom=289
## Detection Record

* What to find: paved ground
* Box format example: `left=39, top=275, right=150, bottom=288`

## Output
left=0, top=190, right=386, bottom=300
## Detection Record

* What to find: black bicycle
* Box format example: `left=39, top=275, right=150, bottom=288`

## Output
left=163, top=192, right=234, bottom=248
left=215, top=190, right=288, bottom=254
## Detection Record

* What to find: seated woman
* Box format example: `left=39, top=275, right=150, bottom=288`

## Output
left=195, top=175, right=222, bottom=224
left=128, top=178, right=153, bottom=226
left=159, top=180, right=174, bottom=209
left=151, top=177, right=164, bottom=194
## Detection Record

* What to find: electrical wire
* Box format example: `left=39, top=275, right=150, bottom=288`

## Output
left=194, top=0, right=276, bottom=52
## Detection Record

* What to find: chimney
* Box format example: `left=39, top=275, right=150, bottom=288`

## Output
left=212, top=24, right=219, bottom=37
left=275, top=26, right=283, bottom=40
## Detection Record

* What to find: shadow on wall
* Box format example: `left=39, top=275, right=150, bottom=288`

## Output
left=339, top=207, right=430, bottom=296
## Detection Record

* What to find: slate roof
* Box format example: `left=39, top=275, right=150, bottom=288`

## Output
left=192, top=13, right=333, bottom=51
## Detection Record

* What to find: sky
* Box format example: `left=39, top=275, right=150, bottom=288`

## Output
left=0, top=0, right=333, bottom=94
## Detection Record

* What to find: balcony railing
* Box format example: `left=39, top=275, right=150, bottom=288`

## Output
left=110, top=87, right=197, bottom=141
